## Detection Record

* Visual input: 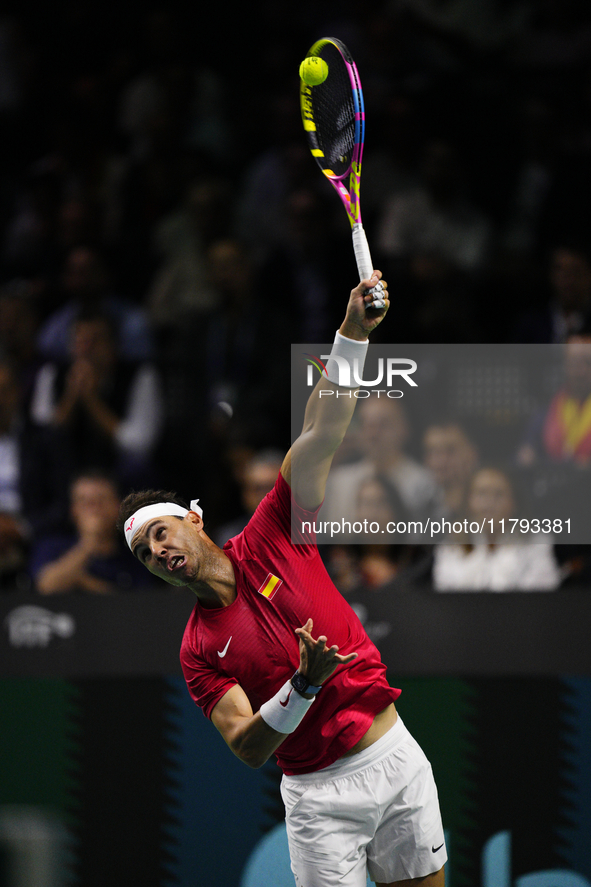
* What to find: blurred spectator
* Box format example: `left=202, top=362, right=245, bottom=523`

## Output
left=0, top=278, right=43, bottom=404
left=203, top=237, right=292, bottom=425
left=422, top=420, right=479, bottom=519
left=517, top=334, right=591, bottom=466
left=37, top=245, right=153, bottom=361
left=353, top=87, right=422, bottom=227
left=500, top=96, right=557, bottom=260
left=512, top=241, right=591, bottom=342
left=377, top=138, right=493, bottom=276
left=213, top=448, right=283, bottom=546
left=432, top=465, right=562, bottom=590
left=355, top=473, right=410, bottom=541
left=2, top=167, right=62, bottom=277
left=353, top=473, right=413, bottom=587
left=232, top=93, right=311, bottom=264
left=357, top=545, right=412, bottom=590
left=31, top=469, right=152, bottom=594
left=0, top=356, right=69, bottom=589
left=321, top=397, right=436, bottom=528
left=256, top=187, right=351, bottom=343
left=322, top=545, right=364, bottom=597
left=509, top=0, right=591, bottom=70
left=147, top=176, right=229, bottom=331
left=30, top=309, right=164, bottom=488
left=404, top=0, right=532, bottom=56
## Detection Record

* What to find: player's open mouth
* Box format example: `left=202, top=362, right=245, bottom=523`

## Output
left=168, top=556, right=186, bottom=572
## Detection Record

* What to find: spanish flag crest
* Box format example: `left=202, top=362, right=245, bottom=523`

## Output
left=257, top=573, right=283, bottom=600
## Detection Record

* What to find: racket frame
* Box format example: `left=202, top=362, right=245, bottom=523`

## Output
left=300, top=37, right=384, bottom=307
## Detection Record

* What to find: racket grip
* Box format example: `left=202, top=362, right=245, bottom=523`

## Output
left=352, top=223, right=386, bottom=310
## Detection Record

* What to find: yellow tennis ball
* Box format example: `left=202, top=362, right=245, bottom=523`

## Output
left=299, top=57, right=329, bottom=86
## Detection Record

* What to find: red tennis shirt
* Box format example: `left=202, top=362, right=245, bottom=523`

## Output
left=180, top=472, right=400, bottom=774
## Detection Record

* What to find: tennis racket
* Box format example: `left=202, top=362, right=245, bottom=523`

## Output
left=299, top=37, right=385, bottom=310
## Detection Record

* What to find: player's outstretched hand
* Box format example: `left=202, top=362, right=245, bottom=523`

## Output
left=339, top=270, right=389, bottom=342
left=295, top=618, right=358, bottom=687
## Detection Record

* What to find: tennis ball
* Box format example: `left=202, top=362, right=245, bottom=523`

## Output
left=299, top=57, right=329, bottom=86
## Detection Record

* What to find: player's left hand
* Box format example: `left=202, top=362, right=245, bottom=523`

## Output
left=295, top=618, right=358, bottom=687
left=339, top=270, right=389, bottom=341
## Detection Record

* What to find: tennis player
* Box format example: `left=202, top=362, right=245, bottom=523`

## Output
left=119, top=271, right=446, bottom=887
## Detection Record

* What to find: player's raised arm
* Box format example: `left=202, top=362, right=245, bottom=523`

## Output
left=281, top=271, right=389, bottom=511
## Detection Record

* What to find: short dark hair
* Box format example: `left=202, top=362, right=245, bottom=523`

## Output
left=116, top=489, right=189, bottom=535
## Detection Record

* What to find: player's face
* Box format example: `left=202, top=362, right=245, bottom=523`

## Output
left=131, top=514, right=203, bottom=586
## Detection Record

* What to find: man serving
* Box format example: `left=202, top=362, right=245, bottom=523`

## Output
left=118, top=271, right=446, bottom=887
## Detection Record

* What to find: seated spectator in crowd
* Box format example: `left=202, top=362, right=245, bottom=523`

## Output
left=203, top=238, right=293, bottom=430
left=321, top=397, right=436, bottom=529
left=512, top=241, right=591, bottom=343
left=0, top=278, right=43, bottom=406
left=29, top=309, right=164, bottom=488
left=355, top=473, right=409, bottom=541
left=377, top=138, right=492, bottom=277
left=517, top=333, right=591, bottom=466
left=36, top=245, right=153, bottom=362
left=422, top=420, right=479, bottom=520
left=31, top=470, right=152, bottom=594
left=213, top=448, right=283, bottom=546
left=321, top=545, right=364, bottom=597
left=354, top=473, right=414, bottom=589
left=432, top=466, right=563, bottom=591
left=0, top=357, right=70, bottom=590
left=146, top=176, right=228, bottom=333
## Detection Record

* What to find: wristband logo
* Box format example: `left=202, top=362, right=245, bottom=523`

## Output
left=304, top=353, right=418, bottom=391
left=279, top=687, right=293, bottom=707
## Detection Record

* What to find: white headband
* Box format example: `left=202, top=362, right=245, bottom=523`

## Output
left=124, top=499, right=203, bottom=550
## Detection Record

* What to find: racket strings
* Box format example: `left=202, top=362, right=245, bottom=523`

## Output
left=312, top=52, right=356, bottom=176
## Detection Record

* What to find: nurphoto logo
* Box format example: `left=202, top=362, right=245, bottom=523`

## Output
left=305, top=353, right=418, bottom=393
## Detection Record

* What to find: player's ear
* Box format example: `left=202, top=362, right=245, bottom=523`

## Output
left=186, top=510, right=203, bottom=530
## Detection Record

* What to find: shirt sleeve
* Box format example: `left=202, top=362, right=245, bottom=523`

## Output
left=180, top=640, right=238, bottom=720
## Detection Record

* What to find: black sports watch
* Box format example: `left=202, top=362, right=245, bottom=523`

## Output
left=291, top=671, right=322, bottom=696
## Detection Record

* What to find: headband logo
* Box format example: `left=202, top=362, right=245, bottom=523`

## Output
left=126, top=517, right=135, bottom=533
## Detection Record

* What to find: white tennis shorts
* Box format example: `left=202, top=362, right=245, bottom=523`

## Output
left=280, top=716, right=447, bottom=886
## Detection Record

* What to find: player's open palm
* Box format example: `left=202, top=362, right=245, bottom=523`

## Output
left=295, top=618, right=358, bottom=687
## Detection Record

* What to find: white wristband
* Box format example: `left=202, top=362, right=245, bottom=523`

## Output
left=259, top=679, right=316, bottom=734
left=323, top=331, right=369, bottom=388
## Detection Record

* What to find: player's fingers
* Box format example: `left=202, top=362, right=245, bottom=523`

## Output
left=364, top=280, right=387, bottom=297
left=364, top=279, right=385, bottom=293
left=334, top=652, right=358, bottom=663
left=366, top=286, right=389, bottom=310
left=359, top=272, right=381, bottom=293
left=295, top=618, right=313, bottom=637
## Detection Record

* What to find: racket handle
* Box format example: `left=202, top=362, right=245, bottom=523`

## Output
left=352, top=223, right=386, bottom=310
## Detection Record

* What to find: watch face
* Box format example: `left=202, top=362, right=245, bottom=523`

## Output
left=292, top=673, right=308, bottom=692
